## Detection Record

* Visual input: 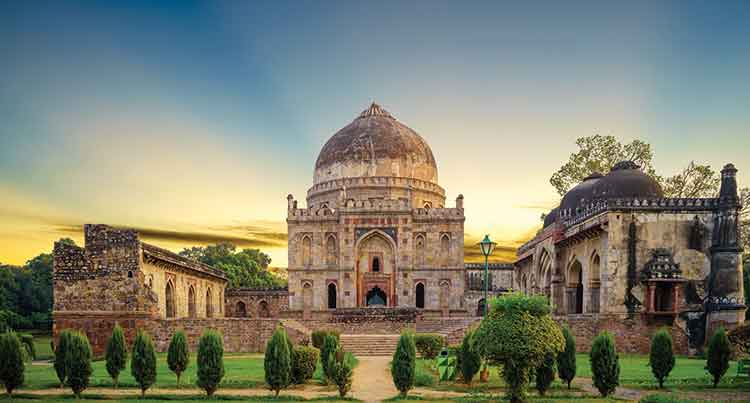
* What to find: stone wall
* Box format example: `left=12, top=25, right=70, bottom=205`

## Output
left=283, top=308, right=418, bottom=334
left=225, top=288, right=289, bottom=318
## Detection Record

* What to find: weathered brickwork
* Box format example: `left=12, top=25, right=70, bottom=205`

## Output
left=225, top=288, right=289, bottom=318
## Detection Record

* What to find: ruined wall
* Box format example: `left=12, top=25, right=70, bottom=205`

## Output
left=225, top=289, right=289, bottom=318
left=141, top=260, right=225, bottom=319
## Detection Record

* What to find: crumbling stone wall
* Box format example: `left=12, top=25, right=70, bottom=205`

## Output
left=225, top=288, right=289, bottom=318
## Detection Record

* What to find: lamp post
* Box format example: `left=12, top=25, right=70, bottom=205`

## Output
left=478, top=235, right=497, bottom=318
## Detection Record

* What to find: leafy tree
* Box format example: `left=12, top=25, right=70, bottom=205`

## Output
left=535, top=353, right=556, bottom=396
left=196, top=329, right=225, bottom=396
left=167, top=330, right=190, bottom=387
left=649, top=329, right=675, bottom=388
left=705, top=327, right=732, bottom=388
left=291, top=345, right=319, bottom=384
left=264, top=327, right=291, bottom=396
left=0, top=331, right=25, bottom=396
left=391, top=332, right=416, bottom=397
left=54, top=330, right=73, bottom=388
left=320, top=334, right=339, bottom=383
left=590, top=331, right=620, bottom=397
left=556, top=325, right=577, bottom=389
left=474, top=293, right=564, bottom=403
left=459, top=330, right=481, bottom=385
left=414, top=333, right=444, bottom=360
left=131, top=330, right=157, bottom=397
left=330, top=350, right=353, bottom=397
left=179, top=243, right=284, bottom=288
left=549, top=135, right=719, bottom=199
left=105, top=324, right=128, bottom=388
left=67, top=332, right=93, bottom=398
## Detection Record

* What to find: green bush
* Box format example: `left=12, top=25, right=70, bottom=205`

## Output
left=459, top=330, right=481, bottom=385
left=556, top=325, right=576, bottom=389
left=131, top=330, right=157, bottom=397
left=330, top=350, right=353, bottom=397
left=67, top=332, right=93, bottom=398
left=167, top=330, right=190, bottom=387
left=705, top=327, right=732, bottom=388
left=105, top=324, right=128, bottom=388
left=320, top=334, right=339, bottom=383
left=54, top=330, right=74, bottom=388
left=291, top=345, right=319, bottom=384
left=391, top=332, right=416, bottom=397
left=264, top=326, right=292, bottom=396
left=415, top=333, right=444, bottom=359
left=18, top=333, right=35, bottom=361
left=535, top=353, right=556, bottom=396
left=311, top=329, right=340, bottom=349
left=0, top=331, right=25, bottom=396
left=474, top=292, right=564, bottom=403
left=196, top=329, right=225, bottom=396
left=590, top=331, right=620, bottom=397
left=649, top=328, right=675, bottom=388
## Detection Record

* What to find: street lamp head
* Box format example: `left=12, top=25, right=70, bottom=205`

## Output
left=478, top=234, right=497, bottom=258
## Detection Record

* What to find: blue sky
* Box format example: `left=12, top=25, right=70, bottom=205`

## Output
left=1, top=1, right=748, bottom=265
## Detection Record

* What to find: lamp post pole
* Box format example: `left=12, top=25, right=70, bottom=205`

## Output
left=483, top=252, right=489, bottom=318
left=478, top=235, right=496, bottom=319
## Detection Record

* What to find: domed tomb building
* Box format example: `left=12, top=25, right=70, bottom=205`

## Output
left=286, top=103, right=466, bottom=314
left=515, top=161, right=745, bottom=354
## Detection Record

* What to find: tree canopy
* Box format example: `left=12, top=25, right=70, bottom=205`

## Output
left=179, top=243, right=284, bottom=289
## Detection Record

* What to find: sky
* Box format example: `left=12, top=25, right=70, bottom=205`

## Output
left=1, top=1, right=749, bottom=267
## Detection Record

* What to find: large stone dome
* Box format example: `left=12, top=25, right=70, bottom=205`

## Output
left=314, top=103, right=438, bottom=185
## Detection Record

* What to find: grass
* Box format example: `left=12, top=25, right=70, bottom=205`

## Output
left=33, top=334, right=54, bottom=361
left=0, top=394, right=358, bottom=402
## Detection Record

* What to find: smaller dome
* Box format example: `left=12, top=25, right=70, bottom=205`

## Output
left=543, top=207, right=559, bottom=228
left=593, top=161, right=663, bottom=199
left=559, top=172, right=604, bottom=211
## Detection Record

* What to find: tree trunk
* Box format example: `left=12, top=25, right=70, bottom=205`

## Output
left=114, top=375, right=118, bottom=389
left=177, top=373, right=181, bottom=388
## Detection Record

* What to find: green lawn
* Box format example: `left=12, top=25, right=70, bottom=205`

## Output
left=1, top=395, right=357, bottom=403
left=33, top=334, right=54, bottom=361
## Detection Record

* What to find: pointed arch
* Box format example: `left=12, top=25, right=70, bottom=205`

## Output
left=326, top=234, right=338, bottom=265
left=415, top=282, right=425, bottom=309
left=188, top=285, right=196, bottom=318
left=589, top=251, right=601, bottom=313
left=235, top=300, right=247, bottom=317
left=302, top=235, right=312, bottom=267
left=258, top=300, right=270, bottom=318
left=415, top=234, right=426, bottom=267
left=206, top=287, right=214, bottom=318
left=327, top=283, right=337, bottom=309
left=165, top=280, right=176, bottom=318
left=567, top=258, right=583, bottom=314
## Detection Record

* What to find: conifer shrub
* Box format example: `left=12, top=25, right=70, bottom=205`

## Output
left=535, top=353, right=556, bottom=396
left=54, top=330, right=73, bottom=388
left=320, top=334, right=339, bottom=383
left=264, top=326, right=292, bottom=396
left=167, top=330, right=190, bottom=387
left=556, top=325, right=577, bottom=389
left=196, top=329, right=225, bottom=396
left=312, top=329, right=340, bottom=349
left=590, top=331, right=620, bottom=397
left=67, top=332, right=93, bottom=398
left=459, top=330, right=481, bottom=385
left=18, top=333, right=35, bottom=361
left=391, top=331, right=416, bottom=397
left=0, top=331, right=25, bottom=396
left=415, top=333, right=444, bottom=359
left=105, top=324, right=128, bottom=388
left=291, top=345, right=319, bottom=384
left=330, top=349, right=353, bottom=397
left=649, top=328, right=675, bottom=388
left=474, top=293, right=564, bottom=403
left=705, top=327, right=732, bottom=388
left=131, top=330, right=157, bottom=397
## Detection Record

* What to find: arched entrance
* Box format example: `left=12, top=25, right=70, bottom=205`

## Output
left=258, top=300, right=270, bottom=318
left=165, top=280, right=176, bottom=318
left=188, top=285, right=196, bottom=318
left=568, top=259, right=583, bottom=314
left=206, top=288, right=213, bottom=318
left=366, top=286, right=387, bottom=306
left=356, top=231, right=396, bottom=307
left=235, top=301, right=247, bottom=317
left=328, top=283, right=337, bottom=309
left=415, top=283, right=425, bottom=308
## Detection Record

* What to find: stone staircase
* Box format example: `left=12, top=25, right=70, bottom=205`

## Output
left=340, top=334, right=401, bottom=356
left=416, top=316, right=481, bottom=344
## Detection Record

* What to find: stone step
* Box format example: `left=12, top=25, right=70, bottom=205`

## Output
left=339, top=334, right=400, bottom=356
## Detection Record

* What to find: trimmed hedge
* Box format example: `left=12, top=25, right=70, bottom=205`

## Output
left=264, top=327, right=291, bottom=396
left=415, top=333, right=444, bottom=359
left=196, top=329, right=225, bottom=396
left=167, top=330, right=190, bottom=387
left=67, top=332, right=93, bottom=398
left=105, top=324, right=128, bottom=388
left=649, top=328, right=675, bottom=388
left=291, top=345, right=319, bottom=384
left=131, top=330, right=157, bottom=397
left=391, top=332, right=416, bottom=397
left=590, top=331, right=620, bottom=397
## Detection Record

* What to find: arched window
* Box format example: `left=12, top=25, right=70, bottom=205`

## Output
left=188, top=285, right=196, bottom=318
left=302, top=236, right=312, bottom=267
left=415, top=234, right=425, bottom=267
left=568, top=260, right=583, bottom=314
left=589, top=253, right=601, bottom=313
left=326, top=235, right=337, bottom=265
left=206, top=287, right=213, bottom=318
left=372, top=256, right=381, bottom=272
left=258, top=300, right=270, bottom=318
left=235, top=301, right=247, bottom=317
left=165, top=280, right=176, bottom=318
left=415, top=283, right=425, bottom=309
left=327, top=283, right=337, bottom=309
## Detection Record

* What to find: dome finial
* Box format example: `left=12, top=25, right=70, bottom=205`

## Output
left=359, top=102, right=393, bottom=119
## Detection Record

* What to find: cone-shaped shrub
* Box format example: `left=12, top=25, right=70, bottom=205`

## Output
left=131, top=330, right=157, bottom=397
left=391, top=332, right=416, bottom=397
left=705, top=327, right=732, bottom=388
left=459, top=330, right=481, bottom=385
left=556, top=325, right=577, bottom=389
left=330, top=350, right=353, bottom=397
left=18, top=333, right=35, bottom=361
left=590, top=331, right=620, bottom=397
left=0, top=331, right=25, bottom=396
left=67, top=332, right=93, bottom=398
left=649, top=328, right=675, bottom=388
left=196, top=329, right=224, bottom=396
left=167, top=330, right=190, bottom=387
left=320, top=334, right=339, bottom=383
left=291, top=345, right=319, bottom=384
left=535, top=353, right=556, bottom=396
left=54, top=330, right=73, bottom=388
left=105, top=324, right=128, bottom=388
left=264, top=327, right=291, bottom=396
